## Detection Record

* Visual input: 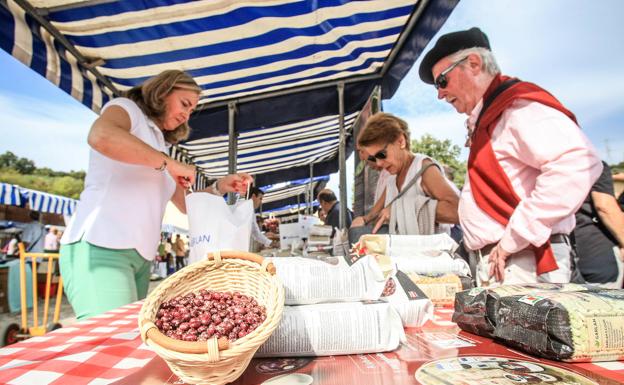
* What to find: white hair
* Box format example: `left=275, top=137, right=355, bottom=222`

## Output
left=449, top=47, right=500, bottom=76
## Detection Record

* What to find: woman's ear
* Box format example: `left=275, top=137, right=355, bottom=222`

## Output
left=398, top=135, right=407, bottom=149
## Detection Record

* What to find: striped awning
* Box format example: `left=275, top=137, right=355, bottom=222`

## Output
left=263, top=201, right=319, bottom=217
left=0, top=183, right=23, bottom=206
left=260, top=175, right=328, bottom=211
left=0, top=0, right=445, bottom=109
left=177, top=113, right=357, bottom=178
left=1, top=0, right=458, bottom=185
left=25, top=188, right=78, bottom=215
left=0, top=183, right=78, bottom=215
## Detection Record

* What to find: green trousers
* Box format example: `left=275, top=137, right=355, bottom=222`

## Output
left=59, top=240, right=151, bottom=320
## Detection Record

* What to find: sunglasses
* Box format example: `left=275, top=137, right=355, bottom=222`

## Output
left=434, top=56, right=468, bottom=89
left=366, top=142, right=390, bottom=163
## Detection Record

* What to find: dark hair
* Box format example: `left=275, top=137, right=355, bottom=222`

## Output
left=317, top=189, right=337, bottom=203
left=250, top=186, right=264, bottom=197
left=358, top=112, right=410, bottom=147
left=124, top=70, right=201, bottom=144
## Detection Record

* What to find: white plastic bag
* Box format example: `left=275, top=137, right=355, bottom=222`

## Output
left=186, top=192, right=254, bottom=265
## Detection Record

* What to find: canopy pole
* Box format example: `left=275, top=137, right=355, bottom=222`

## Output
left=338, top=82, right=347, bottom=229
left=227, top=102, right=238, bottom=205
left=308, top=163, right=314, bottom=215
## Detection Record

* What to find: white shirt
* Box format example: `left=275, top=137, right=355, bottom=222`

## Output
left=44, top=232, right=58, bottom=251
left=385, top=153, right=455, bottom=235
left=251, top=216, right=272, bottom=247
left=61, top=98, right=177, bottom=260
left=374, top=169, right=391, bottom=204
left=459, top=99, right=602, bottom=253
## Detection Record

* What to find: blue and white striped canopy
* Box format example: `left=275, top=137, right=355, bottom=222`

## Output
left=261, top=175, right=328, bottom=211
left=264, top=201, right=319, bottom=217
left=1, top=0, right=457, bottom=187
left=177, top=112, right=358, bottom=178
left=26, top=188, right=77, bottom=216
left=0, top=183, right=23, bottom=206
left=0, top=182, right=78, bottom=216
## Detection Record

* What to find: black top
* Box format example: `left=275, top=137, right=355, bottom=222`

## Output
left=324, top=201, right=353, bottom=234
left=573, top=162, right=619, bottom=283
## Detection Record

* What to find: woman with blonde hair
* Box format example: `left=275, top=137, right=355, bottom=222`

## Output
left=60, top=70, right=252, bottom=319
left=355, top=112, right=459, bottom=235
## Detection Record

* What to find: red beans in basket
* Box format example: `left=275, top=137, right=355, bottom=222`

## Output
left=155, top=289, right=267, bottom=342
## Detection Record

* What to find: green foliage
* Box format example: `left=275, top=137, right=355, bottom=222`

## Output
left=611, top=161, right=624, bottom=174
left=0, top=151, right=84, bottom=199
left=411, top=134, right=467, bottom=188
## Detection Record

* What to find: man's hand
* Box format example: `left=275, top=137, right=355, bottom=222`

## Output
left=488, top=243, right=512, bottom=283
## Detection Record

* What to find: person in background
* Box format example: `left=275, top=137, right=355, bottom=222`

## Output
left=5, top=233, right=21, bottom=258
left=249, top=187, right=278, bottom=249
left=173, top=234, right=186, bottom=271
left=418, top=27, right=602, bottom=285
left=573, top=162, right=624, bottom=288
left=44, top=226, right=59, bottom=253
left=356, top=113, right=459, bottom=235
left=164, top=236, right=174, bottom=274
left=22, top=211, right=45, bottom=253
left=60, top=70, right=253, bottom=319
left=317, top=188, right=353, bottom=235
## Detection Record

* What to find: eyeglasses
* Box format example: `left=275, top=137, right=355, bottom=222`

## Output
left=366, top=142, right=390, bottom=163
left=434, top=57, right=468, bottom=89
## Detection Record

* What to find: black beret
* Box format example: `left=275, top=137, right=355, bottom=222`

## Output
left=418, top=27, right=491, bottom=84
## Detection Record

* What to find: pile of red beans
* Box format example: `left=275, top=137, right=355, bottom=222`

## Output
left=155, top=289, right=267, bottom=342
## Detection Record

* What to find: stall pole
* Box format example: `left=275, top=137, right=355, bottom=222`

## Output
left=227, top=102, right=238, bottom=205
left=338, top=82, right=347, bottom=229
left=308, top=163, right=314, bottom=215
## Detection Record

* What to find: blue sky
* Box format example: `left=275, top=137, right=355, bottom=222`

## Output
left=1, top=0, right=623, bottom=196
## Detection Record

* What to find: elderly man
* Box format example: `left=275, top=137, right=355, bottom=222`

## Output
left=418, top=27, right=602, bottom=285
left=318, top=188, right=353, bottom=234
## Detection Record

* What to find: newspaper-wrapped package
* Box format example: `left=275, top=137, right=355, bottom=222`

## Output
left=354, top=233, right=458, bottom=257
left=393, top=255, right=470, bottom=276
left=380, top=271, right=434, bottom=327
left=352, top=234, right=469, bottom=276
left=453, top=283, right=589, bottom=338
left=495, top=289, right=624, bottom=362
left=407, top=273, right=472, bottom=307
left=270, top=255, right=394, bottom=305
left=256, top=302, right=404, bottom=357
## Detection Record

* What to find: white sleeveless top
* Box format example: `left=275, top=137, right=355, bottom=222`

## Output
left=61, top=98, right=176, bottom=260
left=385, top=153, right=457, bottom=235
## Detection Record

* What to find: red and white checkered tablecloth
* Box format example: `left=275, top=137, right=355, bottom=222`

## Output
left=1, top=303, right=624, bottom=385
left=0, top=301, right=156, bottom=385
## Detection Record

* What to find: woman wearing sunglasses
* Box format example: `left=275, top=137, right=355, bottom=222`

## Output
left=355, top=112, right=460, bottom=235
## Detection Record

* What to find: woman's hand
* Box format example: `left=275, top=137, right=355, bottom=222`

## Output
left=218, top=173, right=254, bottom=195
left=351, top=216, right=366, bottom=228
left=167, top=159, right=196, bottom=189
left=372, top=207, right=390, bottom=234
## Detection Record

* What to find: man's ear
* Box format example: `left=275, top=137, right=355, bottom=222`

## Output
left=467, top=53, right=482, bottom=75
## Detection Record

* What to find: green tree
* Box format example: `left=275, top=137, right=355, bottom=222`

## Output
left=411, top=134, right=466, bottom=188
left=0, top=151, right=18, bottom=168
left=0, top=151, right=85, bottom=199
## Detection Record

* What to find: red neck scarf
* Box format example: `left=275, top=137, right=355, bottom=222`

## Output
left=467, top=74, right=577, bottom=275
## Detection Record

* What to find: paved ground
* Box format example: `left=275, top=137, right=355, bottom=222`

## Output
left=0, top=279, right=163, bottom=346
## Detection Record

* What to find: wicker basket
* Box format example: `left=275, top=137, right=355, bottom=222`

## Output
left=139, top=250, right=284, bottom=385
